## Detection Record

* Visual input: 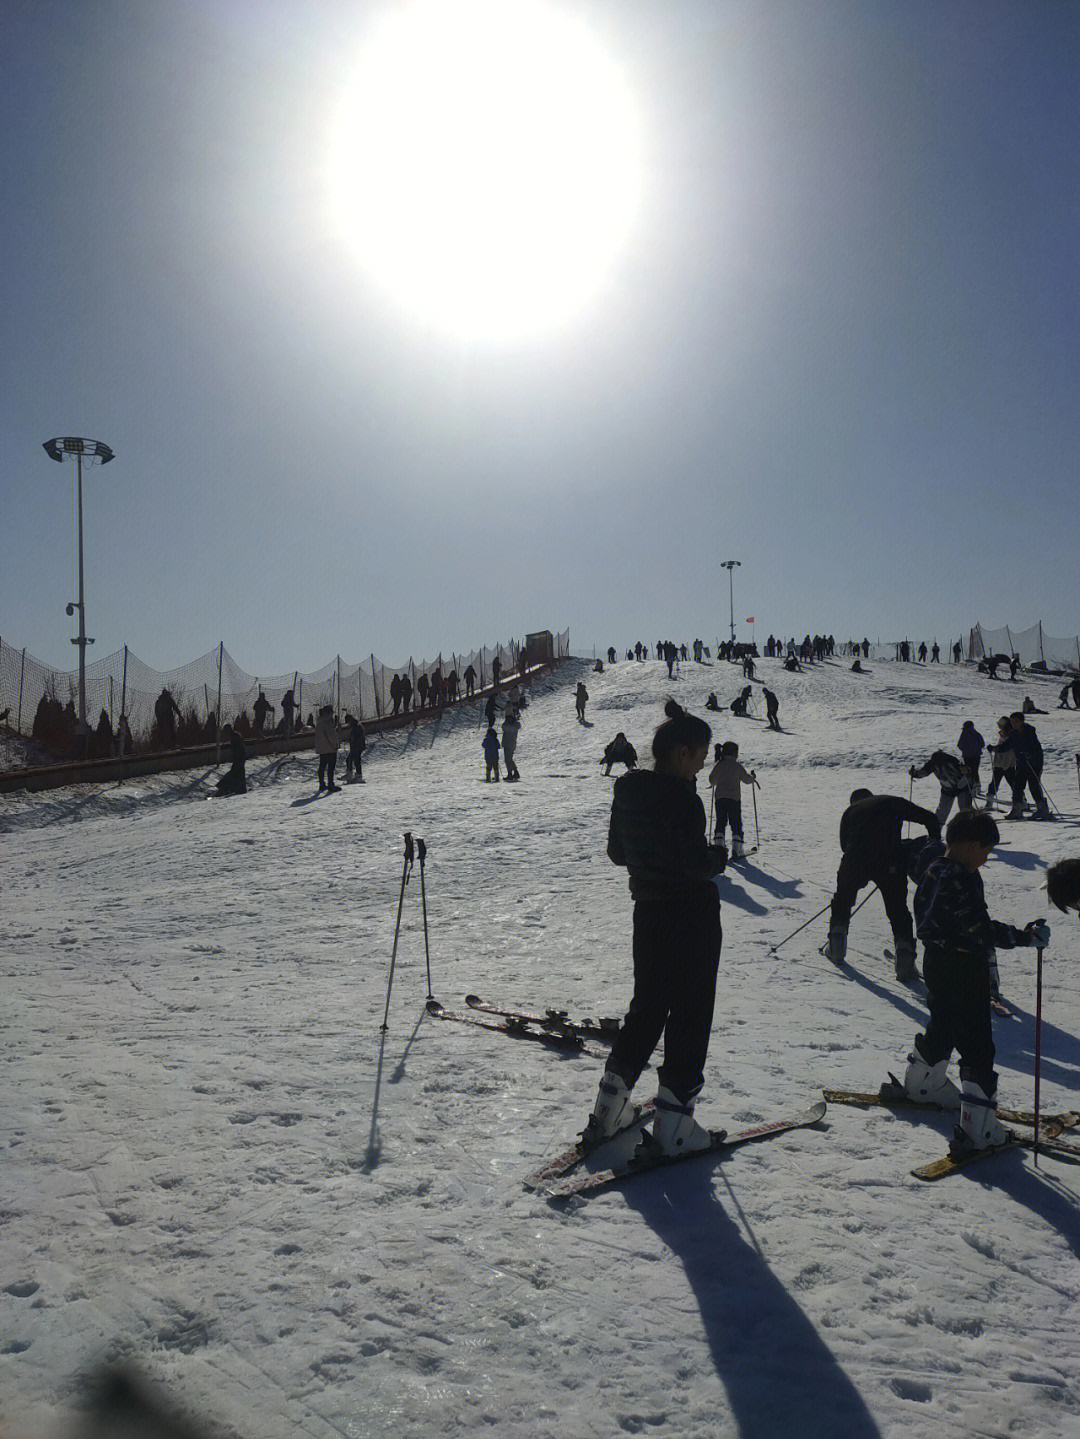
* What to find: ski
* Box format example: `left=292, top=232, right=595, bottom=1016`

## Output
left=540, top=1101, right=828, bottom=1200
left=425, top=1000, right=607, bottom=1057
left=522, top=1102, right=656, bottom=1192
left=465, top=994, right=621, bottom=1043
left=823, top=1082, right=1080, bottom=1131
left=912, top=1123, right=1080, bottom=1181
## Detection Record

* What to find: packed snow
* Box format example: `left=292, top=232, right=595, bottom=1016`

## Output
left=2, top=654, right=1079, bottom=1439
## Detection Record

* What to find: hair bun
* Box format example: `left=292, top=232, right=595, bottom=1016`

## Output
left=664, top=699, right=685, bottom=719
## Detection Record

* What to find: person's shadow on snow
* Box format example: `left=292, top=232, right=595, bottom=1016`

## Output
left=729, top=862, right=803, bottom=900
left=621, top=1159, right=882, bottom=1438
left=989, top=1000, right=1080, bottom=1089
left=713, top=874, right=768, bottom=916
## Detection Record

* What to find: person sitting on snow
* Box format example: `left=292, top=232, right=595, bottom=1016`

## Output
left=602, top=732, right=637, bottom=776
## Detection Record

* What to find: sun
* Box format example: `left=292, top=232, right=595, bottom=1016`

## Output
left=328, top=0, right=644, bottom=343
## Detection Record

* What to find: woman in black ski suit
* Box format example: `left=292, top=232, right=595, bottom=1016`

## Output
left=587, top=701, right=728, bottom=1155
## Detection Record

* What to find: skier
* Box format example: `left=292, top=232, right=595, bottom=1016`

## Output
left=895, top=809, right=1050, bottom=1150
left=827, top=789, right=941, bottom=980
left=586, top=701, right=728, bottom=1156
left=463, top=663, right=477, bottom=699
left=215, top=723, right=246, bottom=796
left=601, top=732, right=637, bottom=775
left=344, top=714, right=366, bottom=782
left=280, top=687, right=297, bottom=739
left=909, top=750, right=974, bottom=825
left=575, top=682, right=589, bottom=724
left=502, top=705, right=521, bottom=781
left=997, top=712, right=1050, bottom=819
left=729, top=685, right=753, bottom=717
left=1059, top=684, right=1073, bottom=710
left=313, top=704, right=339, bottom=792
left=252, top=690, right=273, bottom=733
left=983, top=717, right=1017, bottom=810
left=1009, top=655, right=1021, bottom=681
left=762, top=686, right=781, bottom=731
left=482, top=724, right=501, bottom=782
left=931, top=642, right=940, bottom=663
left=707, top=741, right=757, bottom=858
left=952, top=641, right=962, bottom=663
left=704, top=692, right=722, bottom=712
left=918, top=642, right=928, bottom=664
left=957, top=721, right=985, bottom=796
left=1047, top=858, right=1080, bottom=914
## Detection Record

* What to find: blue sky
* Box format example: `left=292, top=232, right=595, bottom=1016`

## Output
left=3, top=0, right=1077, bottom=673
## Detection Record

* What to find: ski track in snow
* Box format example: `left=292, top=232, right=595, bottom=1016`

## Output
left=2, top=657, right=1079, bottom=1437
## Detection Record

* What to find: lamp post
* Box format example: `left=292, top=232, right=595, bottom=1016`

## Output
left=43, top=437, right=114, bottom=736
left=721, top=559, right=741, bottom=646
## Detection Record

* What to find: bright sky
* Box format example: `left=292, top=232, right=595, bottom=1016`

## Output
left=2, top=0, right=1077, bottom=674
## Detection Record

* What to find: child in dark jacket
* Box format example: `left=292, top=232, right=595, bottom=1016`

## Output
left=587, top=701, right=728, bottom=1157
left=898, top=808, right=1049, bottom=1151
left=482, top=726, right=501, bottom=782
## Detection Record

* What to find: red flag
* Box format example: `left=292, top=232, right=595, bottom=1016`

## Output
left=745, top=617, right=755, bottom=624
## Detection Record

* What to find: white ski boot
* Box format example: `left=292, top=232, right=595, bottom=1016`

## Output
left=587, top=1070, right=634, bottom=1141
left=731, top=836, right=746, bottom=861
left=651, top=1086, right=713, bottom=1156
left=826, top=926, right=847, bottom=965
left=903, top=1051, right=961, bottom=1109
left=957, top=1081, right=1008, bottom=1150
left=893, top=937, right=917, bottom=982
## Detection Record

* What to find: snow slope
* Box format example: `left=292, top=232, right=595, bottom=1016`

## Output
left=2, top=655, right=1079, bottom=1438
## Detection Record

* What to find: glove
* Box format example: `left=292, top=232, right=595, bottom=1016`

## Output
left=908, top=766, right=916, bottom=777
left=1023, top=920, right=1051, bottom=948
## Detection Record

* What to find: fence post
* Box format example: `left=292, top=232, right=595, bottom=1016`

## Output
left=17, top=647, right=26, bottom=734
left=337, top=656, right=343, bottom=722
left=371, top=655, right=380, bottom=717
left=118, top=645, right=128, bottom=786
left=216, top=641, right=224, bottom=766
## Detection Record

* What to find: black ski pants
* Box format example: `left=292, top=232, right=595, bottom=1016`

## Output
left=916, top=943, right=995, bottom=1094
left=830, top=854, right=913, bottom=942
left=607, top=887, right=721, bottom=1103
left=318, top=753, right=337, bottom=789
left=713, top=797, right=743, bottom=844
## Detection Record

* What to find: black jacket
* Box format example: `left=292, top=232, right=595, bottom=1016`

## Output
left=608, top=769, right=724, bottom=902
left=839, top=795, right=939, bottom=874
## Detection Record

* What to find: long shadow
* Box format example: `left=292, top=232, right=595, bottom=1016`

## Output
left=621, top=1162, right=882, bottom=1438
left=731, top=862, right=803, bottom=900
left=714, top=874, right=768, bottom=916
left=843, top=966, right=929, bottom=1027
left=357, top=1008, right=427, bottom=1173
left=987, top=999, right=1080, bottom=1088
left=290, top=791, right=323, bottom=808
left=991, top=847, right=1044, bottom=871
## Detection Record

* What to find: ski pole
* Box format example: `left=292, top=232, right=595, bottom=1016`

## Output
left=752, top=781, right=760, bottom=848
left=770, top=900, right=832, bottom=954
left=1033, top=976, right=1042, bottom=1166
left=417, top=837, right=434, bottom=1000
left=380, top=833, right=414, bottom=1031
left=708, top=786, right=715, bottom=845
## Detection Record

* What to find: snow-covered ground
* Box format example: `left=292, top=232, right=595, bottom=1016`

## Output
left=3, top=655, right=1079, bottom=1439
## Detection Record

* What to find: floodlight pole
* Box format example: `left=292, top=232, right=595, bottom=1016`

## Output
left=722, top=560, right=741, bottom=645
left=43, top=437, right=115, bottom=735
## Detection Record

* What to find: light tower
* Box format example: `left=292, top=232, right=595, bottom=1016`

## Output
left=43, top=436, right=115, bottom=736
left=721, top=559, right=741, bottom=646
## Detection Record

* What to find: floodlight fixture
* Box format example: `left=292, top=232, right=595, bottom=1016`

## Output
left=721, top=559, right=741, bottom=645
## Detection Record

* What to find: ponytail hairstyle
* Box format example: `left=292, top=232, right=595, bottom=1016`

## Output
left=652, top=700, right=711, bottom=770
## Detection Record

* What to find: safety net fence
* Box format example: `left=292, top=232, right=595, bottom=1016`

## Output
left=967, top=623, right=1080, bottom=672
left=0, top=630, right=570, bottom=767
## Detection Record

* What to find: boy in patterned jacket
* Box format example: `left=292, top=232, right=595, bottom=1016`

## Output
left=899, top=809, right=1049, bottom=1150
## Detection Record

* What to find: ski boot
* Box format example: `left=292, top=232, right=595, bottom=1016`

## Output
left=731, top=836, right=746, bottom=861
left=893, top=936, right=917, bottom=982
left=826, top=926, right=847, bottom=965
left=903, top=1048, right=961, bottom=1109
left=954, top=1080, right=1008, bottom=1152
left=651, top=1086, right=714, bottom=1156
left=585, top=1069, right=635, bottom=1142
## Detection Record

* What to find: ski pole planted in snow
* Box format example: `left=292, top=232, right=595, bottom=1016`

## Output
left=752, top=781, right=760, bottom=849
left=417, top=837, right=434, bottom=1000
left=380, top=833, right=414, bottom=1031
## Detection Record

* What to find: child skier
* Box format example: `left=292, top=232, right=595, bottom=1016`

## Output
left=601, top=732, right=637, bottom=775
left=909, top=749, right=974, bottom=825
left=587, top=701, right=728, bottom=1156
left=957, top=721, right=984, bottom=796
left=482, top=725, right=501, bottom=782
left=708, top=741, right=757, bottom=859
left=897, top=809, right=1049, bottom=1150
left=575, top=682, right=589, bottom=723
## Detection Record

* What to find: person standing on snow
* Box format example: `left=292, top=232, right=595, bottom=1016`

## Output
left=762, top=686, right=781, bottom=731
left=314, top=704, right=340, bottom=792
left=502, top=705, right=521, bottom=781
left=586, top=701, right=728, bottom=1156
left=708, top=741, right=757, bottom=858
left=575, top=682, right=589, bottom=723
left=827, top=789, right=940, bottom=980
left=895, top=809, right=1049, bottom=1151
left=909, top=750, right=974, bottom=826
left=997, top=712, right=1050, bottom=820
left=344, top=714, right=366, bottom=782
left=215, top=723, right=247, bottom=796
left=482, top=724, right=501, bottom=782
left=957, top=722, right=985, bottom=796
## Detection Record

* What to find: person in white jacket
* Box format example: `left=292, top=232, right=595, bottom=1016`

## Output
left=313, top=704, right=340, bottom=793
left=707, top=741, right=757, bottom=858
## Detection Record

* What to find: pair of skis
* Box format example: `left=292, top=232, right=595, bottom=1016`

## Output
left=425, top=999, right=610, bottom=1057
left=525, top=1101, right=828, bottom=1199
left=824, top=1084, right=1080, bottom=1179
